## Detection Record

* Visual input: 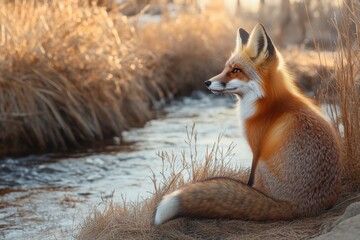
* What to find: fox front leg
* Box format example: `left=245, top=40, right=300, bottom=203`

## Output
left=247, top=157, right=256, bottom=186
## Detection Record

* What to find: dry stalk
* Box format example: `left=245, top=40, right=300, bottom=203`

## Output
left=323, top=0, right=360, bottom=191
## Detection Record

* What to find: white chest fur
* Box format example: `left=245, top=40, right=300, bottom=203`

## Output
left=240, top=80, right=263, bottom=121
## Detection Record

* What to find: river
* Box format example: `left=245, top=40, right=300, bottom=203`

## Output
left=0, top=92, right=253, bottom=240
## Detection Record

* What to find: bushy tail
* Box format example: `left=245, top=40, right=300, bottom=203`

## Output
left=154, top=177, right=296, bottom=225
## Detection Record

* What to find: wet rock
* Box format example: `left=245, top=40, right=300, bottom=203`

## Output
left=312, top=202, right=360, bottom=240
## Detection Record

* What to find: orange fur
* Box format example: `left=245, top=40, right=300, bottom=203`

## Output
left=153, top=24, right=341, bottom=226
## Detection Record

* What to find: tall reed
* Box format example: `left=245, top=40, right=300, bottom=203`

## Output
left=0, top=0, right=234, bottom=154
left=325, top=0, right=360, bottom=190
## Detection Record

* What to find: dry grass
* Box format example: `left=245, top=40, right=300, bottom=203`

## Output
left=77, top=2, right=360, bottom=239
left=78, top=125, right=360, bottom=240
left=322, top=0, right=360, bottom=191
left=78, top=195, right=360, bottom=240
left=0, top=0, right=236, bottom=154
left=78, top=125, right=248, bottom=239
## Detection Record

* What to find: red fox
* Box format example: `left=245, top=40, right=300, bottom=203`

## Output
left=153, top=24, right=341, bottom=225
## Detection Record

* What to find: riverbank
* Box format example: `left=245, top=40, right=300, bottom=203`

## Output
left=79, top=192, right=360, bottom=239
left=0, top=1, right=235, bottom=156
left=78, top=115, right=360, bottom=240
left=0, top=92, right=251, bottom=239
left=0, top=1, right=335, bottom=157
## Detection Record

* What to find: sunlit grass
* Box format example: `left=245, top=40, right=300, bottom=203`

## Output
left=323, top=0, right=360, bottom=191
left=78, top=125, right=247, bottom=239
left=0, top=0, right=235, bottom=154
left=78, top=125, right=360, bottom=240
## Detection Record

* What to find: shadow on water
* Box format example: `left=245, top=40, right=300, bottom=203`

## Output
left=0, top=91, right=253, bottom=239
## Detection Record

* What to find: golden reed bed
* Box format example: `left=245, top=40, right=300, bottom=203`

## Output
left=0, top=0, right=234, bottom=155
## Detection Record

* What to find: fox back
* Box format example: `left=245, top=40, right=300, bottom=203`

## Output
left=154, top=24, right=342, bottom=225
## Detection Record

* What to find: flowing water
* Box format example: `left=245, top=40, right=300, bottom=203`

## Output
left=0, top=92, right=253, bottom=240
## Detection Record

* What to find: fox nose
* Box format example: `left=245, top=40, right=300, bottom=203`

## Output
left=204, top=80, right=211, bottom=87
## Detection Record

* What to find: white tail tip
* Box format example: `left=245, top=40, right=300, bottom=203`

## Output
left=154, top=190, right=181, bottom=225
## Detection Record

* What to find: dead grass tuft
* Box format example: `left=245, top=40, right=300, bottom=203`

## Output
left=78, top=126, right=247, bottom=239
left=78, top=125, right=360, bottom=240
left=322, top=0, right=360, bottom=191
left=0, top=1, right=236, bottom=154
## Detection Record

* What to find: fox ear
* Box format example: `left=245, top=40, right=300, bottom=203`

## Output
left=235, top=28, right=250, bottom=52
left=246, top=24, right=275, bottom=64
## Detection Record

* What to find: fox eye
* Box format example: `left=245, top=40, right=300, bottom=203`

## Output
left=232, top=68, right=241, bottom=74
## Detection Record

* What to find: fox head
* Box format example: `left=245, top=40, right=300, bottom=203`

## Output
left=205, top=24, right=279, bottom=98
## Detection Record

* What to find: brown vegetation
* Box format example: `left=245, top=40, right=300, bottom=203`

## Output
left=78, top=126, right=360, bottom=240
left=0, top=0, right=234, bottom=155
left=0, top=0, right=337, bottom=156
left=79, top=194, right=359, bottom=239
left=322, top=0, right=360, bottom=191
